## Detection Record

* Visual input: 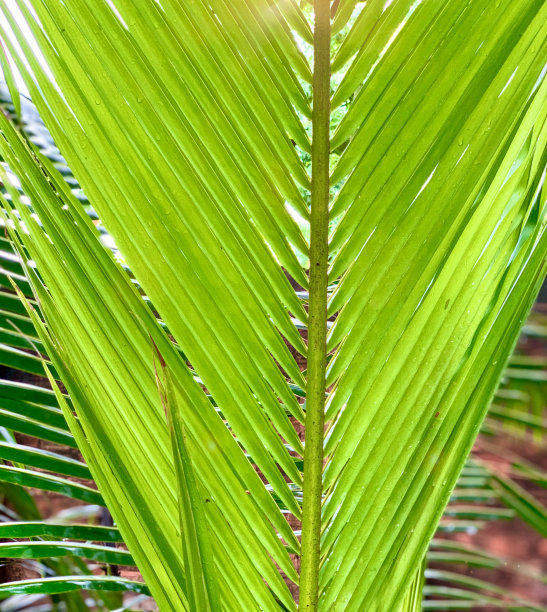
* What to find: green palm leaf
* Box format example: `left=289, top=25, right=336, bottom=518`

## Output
left=0, top=1, right=545, bottom=610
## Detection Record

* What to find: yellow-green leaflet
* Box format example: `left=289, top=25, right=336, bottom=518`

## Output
left=0, top=0, right=545, bottom=609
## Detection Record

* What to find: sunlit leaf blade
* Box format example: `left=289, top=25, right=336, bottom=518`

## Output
left=0, top=442, right=90, bottom=479
left=155, top=346, right=220, bottom=612
left=0, top=576, right=150, bottom=598
left=0, top=409, right=75, bottom=447
left=0, top=521, right=123, bottom=542
left=0, top=464, right=102, bottom=505
left=0, top=541, right=133, bottom=566
left=399, top=560, right=426, bottom=612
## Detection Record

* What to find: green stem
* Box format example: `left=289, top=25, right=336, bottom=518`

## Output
left=300, top=1, right=331, bottom=609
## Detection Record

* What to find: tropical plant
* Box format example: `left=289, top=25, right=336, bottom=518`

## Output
left=0, top=1, right=545, bottom=610
left=0, top=89, right=544, bottom=612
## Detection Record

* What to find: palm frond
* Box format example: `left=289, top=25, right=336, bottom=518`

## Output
left=0, top=1, right=545, bottom=610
